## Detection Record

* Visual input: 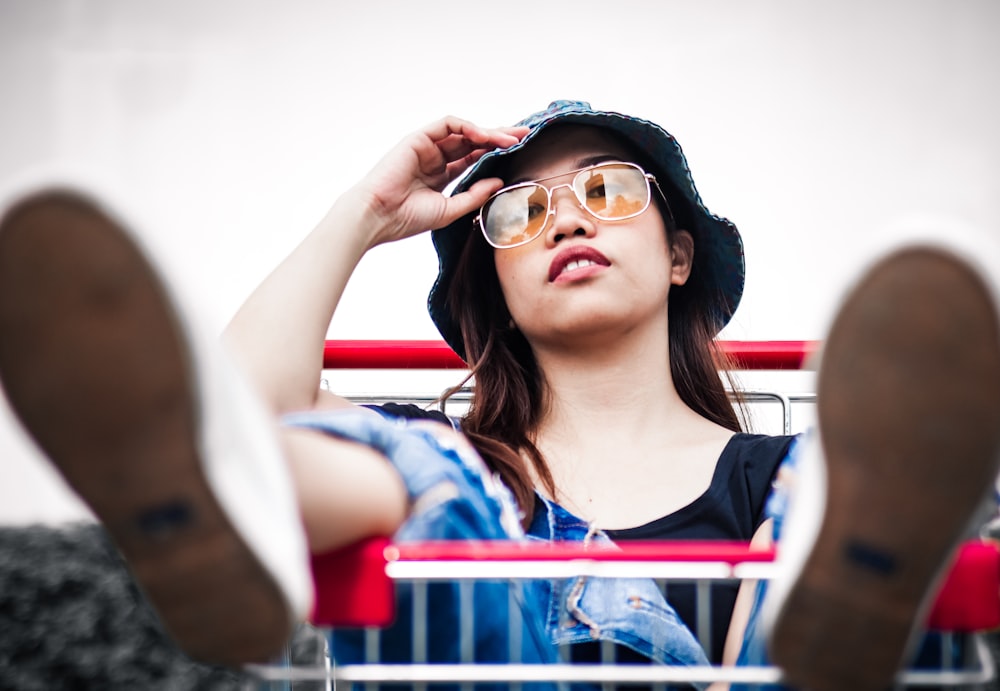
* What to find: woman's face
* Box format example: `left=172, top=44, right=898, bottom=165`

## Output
left=492, top=125, right=693, bottom=350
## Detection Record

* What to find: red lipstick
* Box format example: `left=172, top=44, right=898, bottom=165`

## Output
left=548, top=246, right=611, bottom=283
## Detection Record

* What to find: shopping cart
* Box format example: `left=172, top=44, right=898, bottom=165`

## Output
left=246, top=339, right=1000, bottom=689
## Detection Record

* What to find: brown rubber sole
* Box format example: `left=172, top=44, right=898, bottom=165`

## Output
left=769, top=248, right=1000, bottom=690
left=0, top=191, right=292, bottom=666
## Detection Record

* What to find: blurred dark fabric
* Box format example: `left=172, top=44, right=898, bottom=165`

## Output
left=0, top=522, right=243, bottom=689
left=0, top=522, right=327, bottom=690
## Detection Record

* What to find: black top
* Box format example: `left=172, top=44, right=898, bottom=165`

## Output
left=374, top=402, right=453, bottom=426
left=604, top=433, right=794, bottom=663
left=371, top=404, right=794, bottom=664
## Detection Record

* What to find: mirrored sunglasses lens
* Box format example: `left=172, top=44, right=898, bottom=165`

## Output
left=575, top=164, right=649, bottom=219
left=483, top=185, right=548, bottom=247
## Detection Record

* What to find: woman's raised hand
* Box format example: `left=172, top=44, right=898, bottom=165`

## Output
left=352, top=116, right=528, bottom=247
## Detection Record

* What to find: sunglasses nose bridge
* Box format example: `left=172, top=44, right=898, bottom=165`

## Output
left=545, top=182, right=584, bottom=216
left=542, top=182, right=600, bottom=245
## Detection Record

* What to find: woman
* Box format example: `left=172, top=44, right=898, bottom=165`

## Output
left=2, top=100, right=998, bottom=691
left=221, top=100, right=794, bottom=674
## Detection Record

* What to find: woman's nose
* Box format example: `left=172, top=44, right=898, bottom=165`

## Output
left=545, top=186, right=596, bottom=246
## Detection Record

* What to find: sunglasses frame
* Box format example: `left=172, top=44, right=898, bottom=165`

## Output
left=475, top=161, right=673, bottom=250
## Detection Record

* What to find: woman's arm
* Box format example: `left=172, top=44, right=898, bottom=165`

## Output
left=281, top=425, right=410, bottom=553
left=710, top=518, right=775, bottom=689
left=223, top=118, right=527, bottom=415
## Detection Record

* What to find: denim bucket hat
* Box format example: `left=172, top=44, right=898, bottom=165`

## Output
left=427, top=100, right=745, bottom=360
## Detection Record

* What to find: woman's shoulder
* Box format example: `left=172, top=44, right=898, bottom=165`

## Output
left=366, top=402, right=458, bottom=428
left=723, top=432, right=798, bottom=463
left=722, top=432, right=798, bottom=475
left=721, top=432, right=799, bottom=497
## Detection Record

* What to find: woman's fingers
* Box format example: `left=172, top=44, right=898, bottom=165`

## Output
left=426, top=116, right=525, bottom=151
left=415, top=117, right=527, bottom=181
left=441, top=177, right=506, bottom=222
left=356, top=117, right=527, bottom=246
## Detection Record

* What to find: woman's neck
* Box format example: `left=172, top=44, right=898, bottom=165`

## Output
left=529, top=326, right=735, bottom=527
left=532, top=319, right=697, bottom=441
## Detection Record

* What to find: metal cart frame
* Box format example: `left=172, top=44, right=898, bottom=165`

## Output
left=246, top=339, right=1000, bottom=689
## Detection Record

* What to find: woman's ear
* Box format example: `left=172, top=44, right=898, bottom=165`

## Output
left=669, top=230, right=694, bottom=286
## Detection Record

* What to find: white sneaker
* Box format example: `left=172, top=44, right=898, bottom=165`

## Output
left=764, top=218, right=1000, bottom=691
left=0, top=187, right=313, bottom=666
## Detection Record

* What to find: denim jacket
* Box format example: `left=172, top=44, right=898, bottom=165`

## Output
left=283, top=408, right=710, bottom=687
left=527, top=496, right=710, bottom=667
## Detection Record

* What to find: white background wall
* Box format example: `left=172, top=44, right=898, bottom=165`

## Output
left=1, top=0, right=998, bottom=523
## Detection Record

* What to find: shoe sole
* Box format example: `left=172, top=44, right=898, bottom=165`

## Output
left=769, top=248, right=1000, bottom=690
left=0, top=191, right=292, bottom=666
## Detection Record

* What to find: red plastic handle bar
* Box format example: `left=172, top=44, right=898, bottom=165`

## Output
left=310, top=538, right=1000, bottom=632
left=323, top=340, right=821, bottom=371
left=387, top=540, right=776, bottom=564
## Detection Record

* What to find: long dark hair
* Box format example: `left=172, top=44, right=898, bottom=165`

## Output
left=443, top=148, right=746, bottom=525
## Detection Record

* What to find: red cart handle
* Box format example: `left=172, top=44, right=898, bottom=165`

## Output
left=323, top=340, right=821, bottom=371
left=310, top=538, right=1000, bottom=633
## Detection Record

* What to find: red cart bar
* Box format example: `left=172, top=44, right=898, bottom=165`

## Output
left=323, top=339, right=822, bottom=371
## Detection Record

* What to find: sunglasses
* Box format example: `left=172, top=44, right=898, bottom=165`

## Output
left=475, top=161, right=671, bottom=249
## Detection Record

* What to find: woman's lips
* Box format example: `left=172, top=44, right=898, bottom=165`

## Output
left=548, top=246, right=611, bottom=282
